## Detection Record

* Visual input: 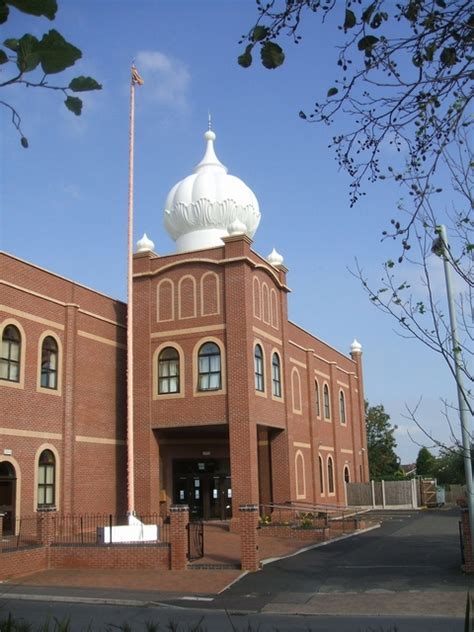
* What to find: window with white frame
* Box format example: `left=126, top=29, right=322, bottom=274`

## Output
left=328, top=456, right=335, bottom=494
left=254, top=344, right=264, bottom=392
left=323, top=384, right=331, bottom=419
left=158, top=346, right=180, bottom=394
left=272, top=352, right=281, bottom=397
left=40, top=336, right=58, bottom=389
left=339, top=390, right=346, bottom=424
left=1, top=325, right=21, bottom=382
left=198, top=342, right=221, bottom=391
left=38, top=450, right=56, bottom=507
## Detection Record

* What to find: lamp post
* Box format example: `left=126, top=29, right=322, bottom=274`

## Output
left=432, top=224, right=474, bottom=544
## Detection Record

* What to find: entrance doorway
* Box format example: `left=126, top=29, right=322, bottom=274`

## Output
left=173, top=459, right=231, bottom=520
left=0, top=461, right=16, bottom=535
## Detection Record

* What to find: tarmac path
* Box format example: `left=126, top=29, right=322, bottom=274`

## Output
left=0, top=508, right=472, bottom=629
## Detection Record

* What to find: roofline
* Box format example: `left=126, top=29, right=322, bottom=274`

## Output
left=288, top=319, right=355, bottom=363
left=1, top=251, right=126, bottom=306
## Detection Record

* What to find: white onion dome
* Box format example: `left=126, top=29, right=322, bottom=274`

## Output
left=267, top=248, right=284, bottom=267
left=350, top=338, right=362, bottom=354
left=227, top=219, right=247, bottom=236
left=163, top=130, right=261, bottom=252
left=136, top=233, right=155, bottom=253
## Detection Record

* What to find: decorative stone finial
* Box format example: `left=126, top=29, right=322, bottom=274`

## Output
left=350, top=338, right=362, bottom=354
left=227, top=219, right=247, bottom=236
left=136, top=233, right=155, bottom=253
left=267, top=248, right=284, bottom=267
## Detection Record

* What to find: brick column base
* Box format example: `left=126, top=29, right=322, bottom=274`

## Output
left=37, top=507, right=56, bottom=546
left=170, top=505, right=189, bottom=570
left=239, top=504, right=260, bottom=572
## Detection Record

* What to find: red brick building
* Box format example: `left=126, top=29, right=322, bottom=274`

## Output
left=0, top=129, right=368, bottom=531
left=0, top=253, right=127, bottom=533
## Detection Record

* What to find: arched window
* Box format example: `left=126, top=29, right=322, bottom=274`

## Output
left=198, top=342, right=221, bottom=391
left=323, top=384, right=331, bottom=419
left=40, top=336, right=58, bottom=389
left=254, top=344, right=264, bottom=392
left=327, top=456, right=335, bottom=494
left=1, top=325, right=21, bottom=382
left=158, top=347, right=180, bottom=394
left=272, top=353, right=281, bottom=397
left=319, top=455, right=325, bottom=495
left=344, top=466, right=350, bottom=484
left=339, top=390, right=346, bottom=424
left=38, top=450, right=55, bottom=508
left=315, top=380, right=320, bottom=416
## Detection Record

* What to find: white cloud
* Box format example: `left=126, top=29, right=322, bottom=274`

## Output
left=135, top=51, right=191, bottom=111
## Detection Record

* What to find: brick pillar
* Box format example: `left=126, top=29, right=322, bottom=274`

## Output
left=170, top=505, right=189, bottom=570
left=63, top=303, right=78, bottom=513
left=351, top=346, right=369, bottom=481
left=240, top=504, right=260, bottom=572
left=459, top=505, right=474, bottom=573
left=37, top=508, right=56, bottom=546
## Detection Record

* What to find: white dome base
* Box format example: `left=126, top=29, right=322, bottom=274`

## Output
left=176, top=228, right=228, bottom=253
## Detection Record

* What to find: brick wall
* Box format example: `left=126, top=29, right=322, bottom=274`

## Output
left=0, top=252, right=127, bottom=520
left=131, top=235, right=369, bottom=518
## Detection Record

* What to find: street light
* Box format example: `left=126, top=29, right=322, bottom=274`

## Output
left=432, top=224, right=474, bottom=545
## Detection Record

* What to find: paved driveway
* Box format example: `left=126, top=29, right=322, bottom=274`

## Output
left=209, top=507, right=472, bottom=616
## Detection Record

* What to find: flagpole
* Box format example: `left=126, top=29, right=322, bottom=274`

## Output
left=127, top=68, right=136, bottom=516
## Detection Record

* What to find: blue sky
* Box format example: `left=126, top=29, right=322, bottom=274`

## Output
left=1, top=0, right=463, bottom=463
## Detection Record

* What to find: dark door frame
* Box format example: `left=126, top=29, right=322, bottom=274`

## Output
left=0, top=461, right=17, bottom=535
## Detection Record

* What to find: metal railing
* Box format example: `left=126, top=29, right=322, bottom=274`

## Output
left=52, top=513, right=169, bottom=545
left=258, top=502, right=372, bottom=533
left=1, top=515, right=39, bottom=550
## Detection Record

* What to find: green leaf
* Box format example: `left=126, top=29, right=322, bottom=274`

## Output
left=440, top=47, right=457, bottom=67
left=252, top=25, right=268, bottom=42
left=16, top=33, right=40, bottom=72
left=37, top=29, right=81, bottom=74
left=0, top=1, right=9, bottom=24
left=20, top=136, right=28, bottom=148
left=6, top=0, right=57, bottom=20
left=3, top=37, right=18, bottom=51
left=64, top=95, right=82, bottom=115
left=370, top=12, right=386, bottom=29
left=361, top=2, right=376, bottom=24
left=327, top=87, right=338, bottom=97
left=238, top=45, right=253, bottom=68
left=344, top=9, right=356, bottom=29
left=260, top=41, right=285, bottom=69
left=0, top=49, right=8, bottom=64
left=357, top=35, right=379, bottom=52
left=69, top=75, right=102, bottom=92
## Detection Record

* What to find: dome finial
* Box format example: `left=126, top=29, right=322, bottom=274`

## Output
left=208, top=109, right=212, bottom=131
left=350, top=339, right=362, bottom=355
left=136, top=233, right=155, bottom=253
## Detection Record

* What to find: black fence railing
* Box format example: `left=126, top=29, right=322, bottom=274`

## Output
left=52, top=513, right=169, bottom=545
left=1, top=515, right=39, bottom=550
